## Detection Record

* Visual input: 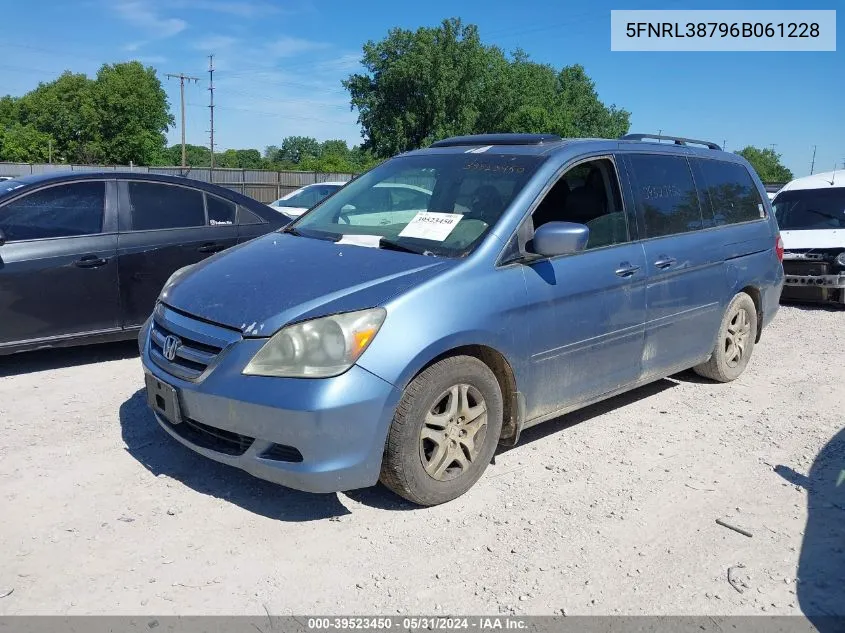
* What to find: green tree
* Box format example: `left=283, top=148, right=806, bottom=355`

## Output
left=0, top=62, right=173, bottom=165
left=16, top=71, right=97, bottom=163
left=736, top=146, right=793, bottom=183
left=0, top=123, right=54, bottom=162
left=90, top=62, right=173, bottom=164
left=344, top=19, right=630, bottom=158
left=276, top=136, right=321, bottom=165
left=153, top=144, right=212, bottom=166
left=0, top=95, right=21, bottom=130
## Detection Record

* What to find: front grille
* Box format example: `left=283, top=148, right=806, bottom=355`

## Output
left=168, top=416, right=255, bottom=456
left=783, top=260, right=831, bottom=277
left=148, top=304, right=241, bottom=381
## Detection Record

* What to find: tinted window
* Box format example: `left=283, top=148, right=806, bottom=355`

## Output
left=128, top=182, right=205, bottom=230
left=206, top=194, right=235, bottom=226
left=628, top=155, right=703, bottom=238
left=0, top=181, right=104, bottom=241
left=532, top=158, right=629, bottom=250
left=238, top=205, right=265, bottom=225
left=773, top=188, right=845, bottom=230
left=695, top=159, right=764, bottom=225
left=275, top=186, right=323, bottom=209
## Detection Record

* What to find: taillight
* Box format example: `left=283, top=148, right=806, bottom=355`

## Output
left=775, top=234, right=784, bottom=262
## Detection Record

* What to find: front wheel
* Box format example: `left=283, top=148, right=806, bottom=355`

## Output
left=379, top=356, right=503, bottom=506
left=694, top=292, right=758, bottom=382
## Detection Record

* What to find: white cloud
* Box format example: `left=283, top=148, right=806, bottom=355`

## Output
left=113, top=0, right=187, bottom=38
left=169, top=0, right=281, bottom=17
left=192, top=35, right=238, bottom=51
left=266, top=37, right=329, bottom=58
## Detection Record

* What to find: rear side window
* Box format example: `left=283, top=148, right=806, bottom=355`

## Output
left=206, top=194, right=235, bottom=226
left=0, top=181, right=104, bottom=241
left=237, top=205, right=265, bottom=225
left=695, top=159, right=765, bottom=226
left=128, top=182, right=205, bottom=231
left=627, top=155, right=703, bottom=238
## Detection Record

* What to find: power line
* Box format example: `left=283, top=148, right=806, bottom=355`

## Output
left=222, top=88, right=350, bottom=109
left=166, top=72, right=201, bottom=168
left=214, top=71, right=347, bottom=94
left=186, top=102, right=352, bottom=126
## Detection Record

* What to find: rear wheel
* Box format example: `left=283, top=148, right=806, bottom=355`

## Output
left=379, top=356, right=503, bottom=506
left=694, top=292, right=758, bottom=382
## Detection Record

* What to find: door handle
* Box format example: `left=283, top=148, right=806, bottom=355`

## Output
left=74, top=255, right=107, bottom=268
left=197, top=242, right=225, bottom=253
left=654, top=256, right=677, bottom=269
left=615, top=262, right=641, bottom=277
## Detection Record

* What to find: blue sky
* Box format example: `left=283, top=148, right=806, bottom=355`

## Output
left=0, top=0, right=841, bottom=177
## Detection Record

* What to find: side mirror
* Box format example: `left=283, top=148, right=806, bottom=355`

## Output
left=531, top=221, right=589, bottom=258
left=0, top=228, right=6, bottom=247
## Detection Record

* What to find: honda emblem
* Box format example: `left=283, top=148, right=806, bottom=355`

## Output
left=162, top=335, right=181, bottom=361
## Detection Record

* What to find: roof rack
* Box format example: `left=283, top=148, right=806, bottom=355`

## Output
left=430, top=133, right=563, bottom=148
left=620, top=133, right=722, bottom=151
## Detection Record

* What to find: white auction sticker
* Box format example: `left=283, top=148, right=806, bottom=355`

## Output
left=398, top=212, right=462, bottom=241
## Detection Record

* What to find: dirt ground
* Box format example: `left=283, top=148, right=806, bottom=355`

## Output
left=0, top=304, right=843, bottom=617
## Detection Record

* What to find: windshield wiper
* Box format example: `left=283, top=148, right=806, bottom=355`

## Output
left=805, top=208, right=844, bottom=223
left=283, top=226, right=339, bottom=242
left=379, top=238, right=437, bottom=256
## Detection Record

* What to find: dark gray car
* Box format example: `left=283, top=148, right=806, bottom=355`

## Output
left=0, top=171, right=288, bottom=355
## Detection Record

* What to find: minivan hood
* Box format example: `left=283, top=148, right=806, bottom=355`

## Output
left=781, top=229, right=845, bottom=250
left=161, top=232, right=452, bottom=335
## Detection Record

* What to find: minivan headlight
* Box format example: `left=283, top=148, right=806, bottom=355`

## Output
left=242, top=308, right=386, bottom=378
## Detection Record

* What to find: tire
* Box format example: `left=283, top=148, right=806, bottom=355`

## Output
left=379, top=356, right=503, bottom=506
left=693, top=292, right=758, bottom=383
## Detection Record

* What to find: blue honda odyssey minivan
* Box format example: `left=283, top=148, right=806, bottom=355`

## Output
left=139, top=133, right=784, bottom=505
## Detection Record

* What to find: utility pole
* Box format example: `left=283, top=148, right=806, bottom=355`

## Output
left=166, top=72, right=200, bottom=168
left=208, top=55, right=215, bottom=171
left=722, top=139, right=727, bottom=152
left=769, top=143, right=777, bottom=152
left=810, top=145, right=817, bottom=175
left=48, top=139, right=52, bottom=164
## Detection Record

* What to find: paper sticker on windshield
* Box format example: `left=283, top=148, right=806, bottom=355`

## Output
left=398, top=212, right=462, bottom=241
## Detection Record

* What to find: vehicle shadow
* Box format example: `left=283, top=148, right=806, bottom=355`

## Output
left=780, top=300, right=844, bottom=313
left=120, top=388, right=380, bottom=521
left=775, top=426, right=845, bottom=632
left=119, top=378, right=681, bottom=518
left=497, top=377, right=679, bottom=452
left=0, top=340, right=138, bottom=378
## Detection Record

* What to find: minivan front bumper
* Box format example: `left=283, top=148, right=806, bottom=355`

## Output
left=139, top=308, right=401, bottom=494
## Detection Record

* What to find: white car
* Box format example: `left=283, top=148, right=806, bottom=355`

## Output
left=773, top=170, right=845, bottom=305
left=338, top=182, right=435, bottom=227
left=269, top=181, right=347, bottom=219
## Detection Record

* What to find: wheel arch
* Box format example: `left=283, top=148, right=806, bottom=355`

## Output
left=739, top=285, right=763, bottom=342
left=413, top=344, right=523, bottom=446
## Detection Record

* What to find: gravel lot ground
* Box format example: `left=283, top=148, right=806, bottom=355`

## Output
left=0, top=304, right=842, bottom=617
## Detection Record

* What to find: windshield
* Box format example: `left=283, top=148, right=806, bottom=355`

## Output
left=773, top=188, right=845, bottom=230
left=289, top=153, right=545, bottom=257
left=273, top=184, right=341, bottom=209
